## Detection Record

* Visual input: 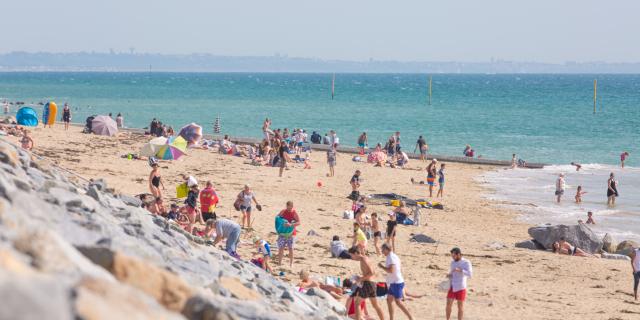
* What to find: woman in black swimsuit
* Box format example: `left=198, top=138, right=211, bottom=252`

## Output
left=607, top=172, right=619, bottom=206
left=62, top=103, right=71, bottom=131
left=149, top=163, right=164, bottom=199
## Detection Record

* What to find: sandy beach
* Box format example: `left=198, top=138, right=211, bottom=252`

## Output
left=17, top=124, right=640, bottom=320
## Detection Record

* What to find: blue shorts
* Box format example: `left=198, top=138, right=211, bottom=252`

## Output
left=358, top=142, right=365, bottom=147
left=388, top=283, right=405, bottom=299
left=297, top=142, right=303, bottom=147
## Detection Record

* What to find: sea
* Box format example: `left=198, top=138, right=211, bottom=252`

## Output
left=1, top=72, right=638, bottom=240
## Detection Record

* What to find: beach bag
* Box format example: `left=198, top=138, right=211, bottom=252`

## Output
left=343, top=210, right=354, bottom=219
left=176, top=183, right=189, bottom=198
left=396, top=212, right=408, bottom=224
left=275, top=215, right=294, bottom=237
left=233, top=198, right=242, bottom=211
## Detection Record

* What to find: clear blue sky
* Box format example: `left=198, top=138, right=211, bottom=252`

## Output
left=2, top=0, right=638, bottom=63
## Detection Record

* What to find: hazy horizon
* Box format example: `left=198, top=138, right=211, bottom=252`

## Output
left=2, top=1, right=639, bottom=64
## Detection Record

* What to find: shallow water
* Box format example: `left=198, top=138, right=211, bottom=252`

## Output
left=481, top=164, right=640, bottom=242
left=1, top=72, right=639, bottom=165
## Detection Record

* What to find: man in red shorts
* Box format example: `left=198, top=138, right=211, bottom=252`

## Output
left=446, top=247, right=472, bottom=320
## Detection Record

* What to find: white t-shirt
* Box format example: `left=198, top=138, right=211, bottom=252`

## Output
left=385, top=252, right=404, bottom=284
left=187, top=176, right=198, bottom=187
left=633, top=248, right=640, bottom=272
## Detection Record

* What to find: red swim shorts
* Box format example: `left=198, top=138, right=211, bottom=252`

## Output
left=447, top=288, right=466, bottom=301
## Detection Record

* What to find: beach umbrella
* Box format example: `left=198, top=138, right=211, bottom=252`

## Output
left=140, top=136, right=168, bottom=157
left=213, top=116, right=221, bottom=134
left=156, top=135, right=188, bottom=160
left=179, top=123, right=203, bottom=146
left=91, top=115, right=118, bottom=136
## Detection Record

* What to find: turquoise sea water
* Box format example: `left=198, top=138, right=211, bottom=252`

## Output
left=1, top=72, right=638, bottom=165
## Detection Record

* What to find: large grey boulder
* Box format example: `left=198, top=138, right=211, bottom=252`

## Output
left=602, top=233, right=617, bottom=253
left=515, top=239, right=546, bottom=250
left=528, top=224, right=603, bottom=253
left=615, top=240, right=639, bottom=255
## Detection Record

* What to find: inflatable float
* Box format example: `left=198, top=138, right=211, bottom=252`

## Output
left=42, top=101, right=57, bottom=127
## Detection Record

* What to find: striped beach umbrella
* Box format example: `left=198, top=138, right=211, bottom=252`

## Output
left=213, top=116, right=221, bottom=134
left=155, top=136, right=188, bottom=160
left=179, top=122, right=203, bottom=146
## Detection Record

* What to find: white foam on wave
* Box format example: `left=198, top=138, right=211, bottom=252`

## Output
left=479, top=164, right=640, bottom=242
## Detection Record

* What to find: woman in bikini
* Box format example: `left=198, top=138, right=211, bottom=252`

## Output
left=553, top=238, right=599, bottom=258
left=149, top=163, right=164, bottom=199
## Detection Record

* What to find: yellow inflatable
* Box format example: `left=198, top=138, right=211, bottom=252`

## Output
left=42, top=101, right=57, bottom=126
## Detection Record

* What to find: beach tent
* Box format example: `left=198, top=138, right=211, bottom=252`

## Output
left=91, top=115, right=118, bottom=136
left=179, top=123, right=203, bottom=146
left=140, top=136, right=168, bottom=157
left=16, top=107, right=39, bottom=127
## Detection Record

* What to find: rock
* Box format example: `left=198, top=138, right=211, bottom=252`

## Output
left=600, top=252, right=631, bottom=261
left=86, top=185, right=104, bottom=203
left=515, top=239, right=546, bottom=250
left=89, top=178, right=107, bottom=191
left=0, top=143, right=19, bottom=167
left=615, top=240, right=639, bottom=255
left=77, top=247, right=194, bottom=313
left=0, top=273, right=73, bottom=320
left=602, top=233, right=617, bottom=253
left=484, top=241, right=507, bottom=250
left=118, top=194, right=143, bottom=207
left=74, top=277, right=185, bottom=320
left=306, top=288, right=346, bottom=315
left=410, top=233, right=436, bottom=244
left=219, top=276, right=261, bottom=301
left=281, top=289, right=294, bottom=301
left=528, top=224, right=603, bottom=253
left=307, top=230, right=320, bottom=236
left=182, top=295, right=237, bottom=320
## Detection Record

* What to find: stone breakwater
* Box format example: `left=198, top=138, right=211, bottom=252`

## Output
left=0, top=137, right=345, bottom=320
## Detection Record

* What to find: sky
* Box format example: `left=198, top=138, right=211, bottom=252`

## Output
left=2, top=0, right=639, bottom=63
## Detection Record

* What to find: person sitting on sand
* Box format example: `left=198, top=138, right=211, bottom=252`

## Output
left=571, top=162, right=582, bottom=171
left=210, top=216, right=242, bottom=258
left=148, top=162, right=164, bottom=200
left=303, top=150, right=312, bottom=169
left=352, top=223, right=368, bottom=253
left=585, top=211, right=595, bottom=224
left=20, top=130, right=34, bottom=151
left=553, top=238, right=599, bottom=258
left=166, top=203, right=180, bottom=221
left=253, top=236, right=273, bottom=273
left=331, top=235, right=352, bottom=259
left=575, top=185, right=587, bottom=203
left=149, top=197, right=166, bottom=216
left=348, top=246, right=385, bottom=320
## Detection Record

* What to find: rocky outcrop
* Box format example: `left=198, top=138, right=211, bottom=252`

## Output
left=528, top=224, right=603, bottom=253
left=615, top=240, right=639, bottom=255
left=602, top=233, right=617, bottom=253
left=0, top=138, right=343, bottom=320
left=515, top=239, right=546, bottom=250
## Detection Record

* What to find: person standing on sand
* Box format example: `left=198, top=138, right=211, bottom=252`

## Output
left=393, top=131, right=402, bottom=153
left=378, top=243, right=414, bottom=320
left=630, top=247, right=640, bottom=300
left=348, top=246, right=386, bottom=320
left=357, top=132, right=368, bottom=155
left=607, top=172, right=619, bottom=206
left=446, top=247, right=472, bottom=320
left=426, top=159, right=438, bottom=197
left=62, top=103, right=71, bottom=131
left=116, top=113, right=124, bottom=128
left=349, top=170, right=362, bottom=202
left=262, top=118, right=272, bottom=142
left=277, top=140, right=290, bottom=177
left=210, top=217, right=242, bottom=258
left=415, top=136, right=428, bottom=162
left=199, top=181, right=219, bottom=222
left=555, top=173, right=565, bottom=203
left=276, top=201, right=300, bottom=267
left=621, top=151, right=629, bottom=168
left=237, top=185, right=260, bottom=229
left=148, top=162, right=164, bottom=200
left=437, top=163, right=446, bottom=198
left=327, top=143, right=337, bottom=177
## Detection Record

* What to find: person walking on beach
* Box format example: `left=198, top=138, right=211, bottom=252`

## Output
left=437, top=163, right=446, bottom=198
left=210, top=217, right=242, bottom=258
left=620, top=151, right=630, bottom=168
left=630, top=247, right=639, bottom=300
left=555, top=173, right=565, bottom=203
left=446, top=247, right=472, bottom=320
left=415, top=136, right=428, bottom=162
left=348, top=246, right=386, bottom=320
left=237, top=185, right=260, bottom=229
left=327, top=143, right=337, bottom=177
left=199, top=181, right=219, bottom=222
left=349, top=170, right=362, bottom=202
left=607, top=172, right=619, bottom=206
left=276, top=201, right=300, bottom=267
left=378, top=243, right=414, bottom=320
left=426, top=159, right=438, bottom=197
left=148, top=162, right=164, bottom=200
left=357, top=132, right=368, bottom=155
left=116, top=113, right=124, bottom=128
left=62, top=103, right=71, bottom=130
left=277, top=140, right=290, bottom=177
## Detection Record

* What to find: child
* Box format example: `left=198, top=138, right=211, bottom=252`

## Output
left=303, top=150, right=312, bottom=169
left=575, top=185, right=587, bottom=203
left=437, top=163, right=446, bottom=198
left=166, top=203, right=180, bottom=221
left=327, top=144, right=337, bottom=177
left=370, top=212, right=382, bottom=255
left=352, top=222, right=367, bottom=253
left=253, top=236, right=273, bottom=273
left=586, top=211, right=596, bottom=224
left=183, top=185, right=200, bottom=233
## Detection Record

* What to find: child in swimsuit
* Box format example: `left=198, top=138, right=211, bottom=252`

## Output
left=20, top=131, right=34, bottom=150
left=575, top=185, right=587, bottom=203
left=371, top=212, right=381, bottom=255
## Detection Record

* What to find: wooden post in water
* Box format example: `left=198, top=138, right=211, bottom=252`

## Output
left=331, top=73, right=335, bottom=100
left=593, top=79, right=597, bottom=114
left=428, top=75, right=432, bottom=105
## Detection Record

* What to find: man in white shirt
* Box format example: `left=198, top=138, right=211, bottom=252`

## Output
left=446, top=247, right=472, bottom=320
left=555, top=173, right=565, bottom=203
left=631, top=247, right=640, bottom=300
left=378, top=243, right=413, bottom=320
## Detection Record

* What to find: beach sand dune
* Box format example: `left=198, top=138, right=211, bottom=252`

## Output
left=21, top=125, right=638, bottom=320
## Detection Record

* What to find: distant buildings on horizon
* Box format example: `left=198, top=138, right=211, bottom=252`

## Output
left=1, top=51, right=639, bottom=74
